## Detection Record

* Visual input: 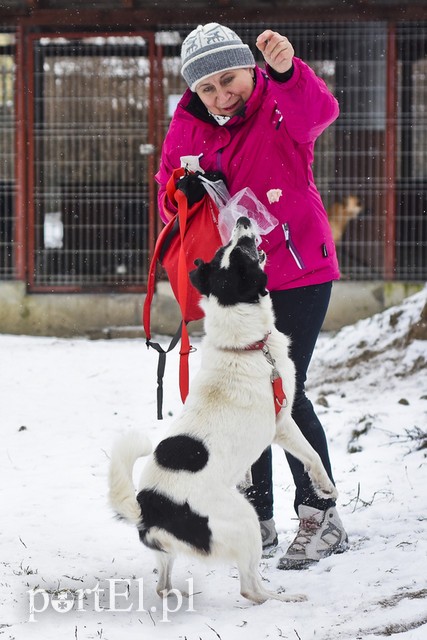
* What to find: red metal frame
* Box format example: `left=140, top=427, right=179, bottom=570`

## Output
left=155, top=40, right=165, bottom=240
left=12, top=6, right=427, bottom=28
left=384, top=22, right=397, bottom=280
left=22, top=29, right=157, bottom=293
left=146, top=33, right=157, bottom=264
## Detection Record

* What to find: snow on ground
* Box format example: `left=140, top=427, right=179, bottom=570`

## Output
left=1, top=287, right=426, bottom=640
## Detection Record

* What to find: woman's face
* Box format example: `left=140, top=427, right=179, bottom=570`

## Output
left=195, top=68, right=255, bottom=116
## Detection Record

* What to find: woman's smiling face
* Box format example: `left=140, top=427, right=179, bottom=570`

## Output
left=195, top=68, right=255, bottom=116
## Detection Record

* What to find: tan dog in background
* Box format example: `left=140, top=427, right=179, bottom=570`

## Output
left=328, top=195, right=362, bottom=243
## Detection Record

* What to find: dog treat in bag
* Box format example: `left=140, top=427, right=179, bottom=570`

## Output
left=217, top=188, right=279, bottom=244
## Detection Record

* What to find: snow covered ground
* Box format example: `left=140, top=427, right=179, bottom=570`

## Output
left=1, top=286, right=426, bottom=640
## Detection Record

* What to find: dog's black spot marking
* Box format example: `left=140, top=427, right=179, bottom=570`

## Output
left=137, top=489, right=212, bottom=554
left=154, top=435, right=209, bottom=473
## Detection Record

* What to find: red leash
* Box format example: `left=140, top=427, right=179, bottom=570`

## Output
left=271, top=372, right=287, bottom=415
left=175, top=188, right=192, bottom=403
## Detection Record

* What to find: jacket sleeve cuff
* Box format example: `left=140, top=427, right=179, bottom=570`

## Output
left=267, top=63, right=294, bottom=83
left=266, top=57, right=302, bottom=90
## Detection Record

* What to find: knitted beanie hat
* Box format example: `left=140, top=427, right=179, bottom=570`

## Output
left=181, top=23, right=256, bottom=92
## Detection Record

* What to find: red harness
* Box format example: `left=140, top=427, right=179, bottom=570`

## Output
left=228, top=332, right=287, bottom=415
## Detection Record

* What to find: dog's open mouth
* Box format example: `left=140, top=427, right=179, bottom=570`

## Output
left=230, top=216, right=267, bottom=267
left=190, top=214, right=268, bottom=304
left=233, top=217, right=266, bottom=265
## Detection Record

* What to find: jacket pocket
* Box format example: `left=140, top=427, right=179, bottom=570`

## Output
left=282, top=222, right=306, bottom=269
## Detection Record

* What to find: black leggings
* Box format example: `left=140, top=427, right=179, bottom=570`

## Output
left=245, top=282, right=336, bottom=519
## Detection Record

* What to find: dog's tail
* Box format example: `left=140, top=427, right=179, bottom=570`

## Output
left=108, top=430, right=152, bottom=525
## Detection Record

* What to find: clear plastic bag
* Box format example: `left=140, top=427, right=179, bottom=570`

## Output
left=199, top=174, right=230, bottom=210
left=217, top=187, right=279, bottom=244
left=184, top=164, right=279, bottom=245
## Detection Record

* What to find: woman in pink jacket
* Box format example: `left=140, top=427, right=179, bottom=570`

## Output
left=155, top=23, right=348, bottom=569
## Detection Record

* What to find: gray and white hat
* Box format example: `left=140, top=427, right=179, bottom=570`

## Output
left=181, top=23, right=256, bottom=92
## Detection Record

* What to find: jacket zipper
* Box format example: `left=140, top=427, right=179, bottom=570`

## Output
left=282, top=223, right=306, bottom=269
left=216, top=149, right=223, bottom=172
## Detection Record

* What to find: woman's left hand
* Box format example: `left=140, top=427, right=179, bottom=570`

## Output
left=256, top=30, right=294, bottom=74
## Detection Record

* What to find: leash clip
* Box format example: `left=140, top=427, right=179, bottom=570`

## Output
left=262, top=343, right=275, bottom=367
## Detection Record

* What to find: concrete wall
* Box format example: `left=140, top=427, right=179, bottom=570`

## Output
left=0, top=280, right=424, bottom=338
left=323, top=281, right=424, bottom=331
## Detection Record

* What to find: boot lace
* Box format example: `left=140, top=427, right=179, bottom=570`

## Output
left=289, top=516, right=321, bottom=552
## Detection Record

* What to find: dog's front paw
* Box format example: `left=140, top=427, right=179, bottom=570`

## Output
left=317, top=482, right=339, bottom=501
left=309, top=469, right=338, bottom=501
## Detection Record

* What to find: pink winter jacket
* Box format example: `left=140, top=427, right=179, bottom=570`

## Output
left=155, top=58, right=340, bottom=291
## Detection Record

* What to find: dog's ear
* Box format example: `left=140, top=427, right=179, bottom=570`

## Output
left=190, top=259, right=211, bottom=295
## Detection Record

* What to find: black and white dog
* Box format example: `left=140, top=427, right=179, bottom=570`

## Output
left=108, top=216, right=337, bottom=604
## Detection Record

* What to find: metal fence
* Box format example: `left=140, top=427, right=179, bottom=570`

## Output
left=159, top=21, right=426, bottom=282
left=0, top=21, right=426, bottom=289
left=27, top=32, right=156, bottom=291
left=396, top=23, right=427, bottom=280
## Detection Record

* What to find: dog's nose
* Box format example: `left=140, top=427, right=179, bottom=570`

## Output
left=236, top=216, right=251, bottom=229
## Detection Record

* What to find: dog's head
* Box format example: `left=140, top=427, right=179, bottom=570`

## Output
left=190, top=216, right=268, bottom=306
left=342, top=195, right=362, bottom=218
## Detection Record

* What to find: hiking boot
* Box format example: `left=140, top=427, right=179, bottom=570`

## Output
left=277, top=505, right=348, bottom=570
left=260, top=518, right=278, bottom=549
